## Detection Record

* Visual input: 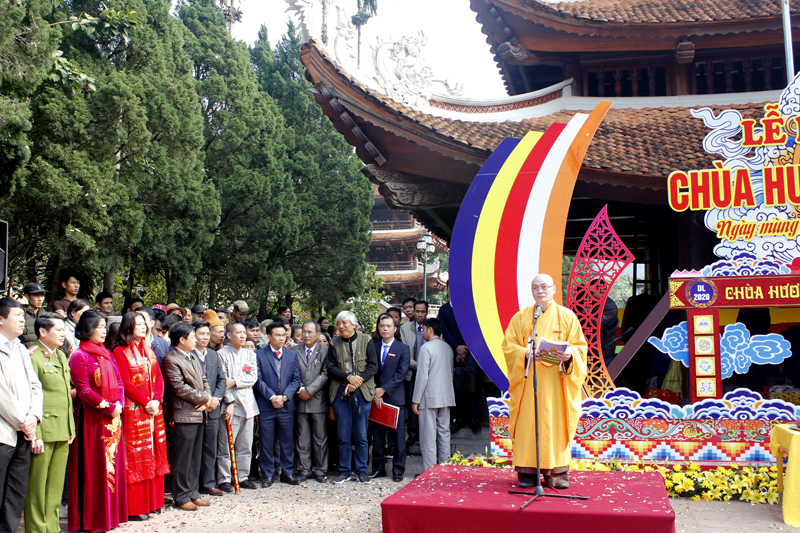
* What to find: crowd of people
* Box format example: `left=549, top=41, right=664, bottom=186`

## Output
left=0, top=273, right=482, bottom=533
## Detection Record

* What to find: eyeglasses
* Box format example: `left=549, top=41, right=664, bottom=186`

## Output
left=531, top=284, right=554, bottom=292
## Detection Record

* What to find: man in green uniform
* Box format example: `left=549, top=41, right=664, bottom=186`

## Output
left=24, top=312, right=75, bottom=533
left=19, top=283, right=47, bottom=347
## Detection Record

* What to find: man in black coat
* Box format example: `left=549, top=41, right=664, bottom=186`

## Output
left=438, top=282, right=480, bottom=433
left=370, top=314, right=410, bottom=482
left=193, top=315, right=229, bottom=496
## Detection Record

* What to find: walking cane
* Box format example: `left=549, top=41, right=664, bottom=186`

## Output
left=226, top=417, right=241, bottom=494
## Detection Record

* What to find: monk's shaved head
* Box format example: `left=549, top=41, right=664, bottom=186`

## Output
left=531, top=274, right=557, bottom=309
left=531, top=274, right=554, bottom=288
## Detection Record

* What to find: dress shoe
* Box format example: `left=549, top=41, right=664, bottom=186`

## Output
left=450, top=420, right=464, bottom=433
left=314, top=474, right=327, bottom=483
left=239, top=480, right=257, bottom=490
left=280, top=474, right=300, bottom=485
left=469, top=420, right=481, bottom=433
left=128, top=514, right=149, bottom=521
left=261, top=477, right=274, bottom=488
left=392, top=473, right=403, bottom=482
left=406, top=436, right=418, bottom=447
left=369, top=470, right=387, bottom=479
left=218, top=482, right=234, bottom=493
left=385, top=445, right=394, bottom=458
left=192, top=498, right=210, bottom=507
left=295, top=473, right=309, bottom=483
left=554, top=479, right=570, bottom=489
left=200, top=486, right=224, bottom=496
left=177, top=502, right=198, bottom=511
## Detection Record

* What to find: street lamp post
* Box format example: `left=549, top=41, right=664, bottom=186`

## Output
left=416, top=232, right=436, bottom=301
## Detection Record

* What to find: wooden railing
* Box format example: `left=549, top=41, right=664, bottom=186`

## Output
left=370, top=261, right=420, bottom=271
left=371, top=220, right=419, bottom=230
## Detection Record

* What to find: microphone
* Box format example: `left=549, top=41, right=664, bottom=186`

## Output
left=533, top=304, right=543, bottom=319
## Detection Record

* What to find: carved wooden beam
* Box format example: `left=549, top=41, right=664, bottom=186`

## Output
left=362, top=164, right=468, bottom=209
left=315, top=82, right=387, bottom=165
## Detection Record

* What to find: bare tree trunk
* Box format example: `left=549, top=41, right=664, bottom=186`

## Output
left=126, top=266, right=135, bottom=298
left=208, top=275, right=217, bottom=310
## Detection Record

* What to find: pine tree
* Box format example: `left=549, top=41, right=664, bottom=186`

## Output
left=179, top=0, right=298, bottom=306
left=252, top=22, right=373, bottom=310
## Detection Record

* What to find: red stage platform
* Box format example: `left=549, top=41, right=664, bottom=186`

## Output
left=382, top=465, right=675, bottom=533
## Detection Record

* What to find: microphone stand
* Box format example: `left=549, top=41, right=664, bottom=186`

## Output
left=509, top=304, right=589, bottom=510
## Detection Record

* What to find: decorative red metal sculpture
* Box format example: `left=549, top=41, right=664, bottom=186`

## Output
left=566, top=206, right=634, bottom=398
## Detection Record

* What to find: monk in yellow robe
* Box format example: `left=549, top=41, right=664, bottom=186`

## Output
left=502, top=274, right=587, bottom=489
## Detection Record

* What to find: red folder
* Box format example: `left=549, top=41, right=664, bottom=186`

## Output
left=368, top=401, right=400, bottom=430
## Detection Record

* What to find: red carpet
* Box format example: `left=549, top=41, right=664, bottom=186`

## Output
left=382, top=465, right=675, bottom=533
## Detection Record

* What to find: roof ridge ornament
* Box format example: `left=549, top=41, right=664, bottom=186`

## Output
left=287, top=0, right=463, bottom=108
left=371, top=31, right=463, bottom=108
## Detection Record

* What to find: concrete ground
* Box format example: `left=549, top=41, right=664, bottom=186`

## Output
left=672, top=498, right=800, bottom=533
left=45, top=477, right=799, bottom=533
left=35, top=427, right=800, bottom=532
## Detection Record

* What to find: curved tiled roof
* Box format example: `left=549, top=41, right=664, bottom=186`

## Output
left=302, top=40, right=768, bottom=181
left=371, top=228, right=427, bottom=241
left=511, top=0, right=798, bottom=25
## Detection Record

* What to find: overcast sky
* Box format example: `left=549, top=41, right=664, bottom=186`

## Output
left=229, top=0, right=507, bottom=99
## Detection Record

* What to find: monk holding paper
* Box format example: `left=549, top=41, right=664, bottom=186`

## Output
left=502, top=274, right=588, bottom=489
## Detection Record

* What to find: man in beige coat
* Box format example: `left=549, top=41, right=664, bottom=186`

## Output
left=0, top=297, right=43, bottom=533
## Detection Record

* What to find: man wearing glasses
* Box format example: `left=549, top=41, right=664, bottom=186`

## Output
left=501, top=274, right=588, bottom=490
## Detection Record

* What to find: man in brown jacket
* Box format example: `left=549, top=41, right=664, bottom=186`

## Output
left=162, top=323, right=212, bottom=511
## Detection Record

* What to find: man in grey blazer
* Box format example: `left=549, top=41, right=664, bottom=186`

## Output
left=411, top=318, right=455, bottom=472
left=291, top=320, right=329, bottom=483
left=399, top=300, right=428, bottom=447
left=193, top=317, right=228, bottom=496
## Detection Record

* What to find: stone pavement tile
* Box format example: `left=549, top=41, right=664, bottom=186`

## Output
left=695, top=518, right=741, bottom=529
left=697, top=528, right=745, bottom=533
left=692, top=511, right=736, bottom=520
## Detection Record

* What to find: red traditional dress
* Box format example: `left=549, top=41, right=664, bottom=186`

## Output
left=113, top=341, right=169, bottom=516
left=68, top=341, right=128, bottom=532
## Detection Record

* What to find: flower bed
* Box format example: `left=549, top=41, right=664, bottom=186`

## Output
left=446, top=453, right=780, bottom=504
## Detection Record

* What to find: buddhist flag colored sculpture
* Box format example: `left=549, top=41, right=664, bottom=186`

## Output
left=449, top=102, right=612, bottom=390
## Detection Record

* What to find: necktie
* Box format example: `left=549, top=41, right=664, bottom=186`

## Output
left=274, top=350, right=281, bottom=359
left=306, top=348, right=312, bottom=363
left=418, top=325, right=422, bottom=333
left=381, top=344, right=389, bottom=365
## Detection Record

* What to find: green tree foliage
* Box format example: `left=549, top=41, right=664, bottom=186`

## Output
left=252, top=22, right=372, bottom=311
left=0, top=0, right=375, bottom=315
left=178, top=0, right=297, bottom=306
left=343, top=264, right=391, bottom=333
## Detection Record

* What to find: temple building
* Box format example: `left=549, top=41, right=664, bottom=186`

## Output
left=299, top=0, right=800, bottom=302
left=368, top=185, right=447, bottom=301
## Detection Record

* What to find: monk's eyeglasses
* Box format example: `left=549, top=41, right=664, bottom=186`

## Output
left=531, top=284, right=554, bottom=292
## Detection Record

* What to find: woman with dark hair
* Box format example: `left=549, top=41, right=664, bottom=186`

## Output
left=112, top=312, right=169, bottom=521
left=290, top=324, right=303, bottom=346
left=104, top=322, right=120, bottom=352
left=68, top=310, right=127, bottom=532
left=64, top=298, right=91, bottom=354
left=319, top=332, right=331, bottom=346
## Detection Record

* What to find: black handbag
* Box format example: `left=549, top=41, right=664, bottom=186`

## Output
left=453, top=363, right=477, bottom=394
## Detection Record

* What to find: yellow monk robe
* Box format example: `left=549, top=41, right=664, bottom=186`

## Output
left=502, top=303, right=588, bottom=469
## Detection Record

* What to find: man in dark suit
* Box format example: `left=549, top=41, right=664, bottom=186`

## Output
left=193, top=315, right=228, bottom=496
left=438, top=282, right=480, bottom=433
left=370, top=313, right=410, bottom=482
left=254, top=322, right=301, bottom=487
left=291, top=320, right=329, bottom=483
